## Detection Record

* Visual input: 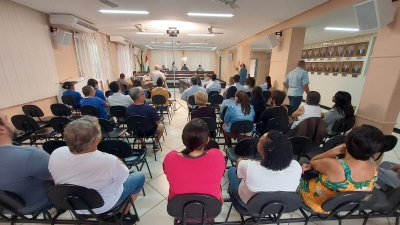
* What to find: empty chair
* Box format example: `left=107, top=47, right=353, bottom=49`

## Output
left=307, top=135, right=346, bottom=160
left=98, top=119, right=127, bottom=140
left=11, top=115, right=57, bottom=146
left=187, top=95, right=196, bottom=121
left=61, top=95, right=80, bottom=110
left=226, top=138, right=260, bottom=166
left=79, top=105, right=101, bottom=118
left=290, top=136, right=313, bottom=161
left=225, top=120, right=254, bottom=146
left=109, top=105, right=127, bottom=126
left=42, top=140, right=67, bottom=155
left=22, top=105, right=54, bottom=125
left=260, top=117, right=289, bottom=135
left=50, top=103, right=81, bottom=120
left=208, top=94, right=224, bottom=114
left=49, top=117, right=72, bottom=138
left=327, top=116, right=355, bottom=137
left=262, top=91, right=272, bottom=103
left=200, top=117, right=218, bottom=139
left=152, top=95, right=171, bottom=123
left=207, top=90, right=220, bottom=98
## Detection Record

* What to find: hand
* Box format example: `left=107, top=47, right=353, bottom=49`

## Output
left=301, top=164, right=313, bottom=174
left=391, top=164, right=400, bottom=173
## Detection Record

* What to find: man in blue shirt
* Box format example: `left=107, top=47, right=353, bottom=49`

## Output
left=181, top=76, right=206, bottom=108
left=283, top=60, right=310, bottom=111
left=80, top=85, right=109, bottom=119
left=87, top=78, right=106, bottom=101
left=181, top=64, right=189, bottom=71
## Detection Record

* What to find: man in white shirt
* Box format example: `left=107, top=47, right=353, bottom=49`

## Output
left=142, top=72, right=152, bottom=81
left=107, top=81, right=134, bottom=107
left=202, top=73, right=212, bottom=88
left=181, top=76, right=206, bottom=108
left=49, top=116, right=145, bottom=220
left=196, top=65, right=204, bottom=71
left=206, top=74, right=221, bottom=94
left=170, top=62, right=178, bottom=72
left=232, top=74, right=245, bottom=92
left=152, top=65, right=166, bottom=86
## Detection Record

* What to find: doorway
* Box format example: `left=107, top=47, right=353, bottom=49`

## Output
left=249, top=58, right=258, bottom=79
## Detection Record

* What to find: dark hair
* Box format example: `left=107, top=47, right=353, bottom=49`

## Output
left=87, top=78, right=98, bottom=88
left=156, top=77, right=163, bottom=87
left=265, top=76, right=272, bottom=89
left=233, top=74, right=240, bottom=83
left=211, top=74, right=217, bottom=81
left=109, top=81, right=120, bottom=93
left=333, top=91, right=354, bottom=118
left=235, top=90, right=251, bottom=115
left=260, top=130, right=293, bottom=171
left=297, top=60, right=306, bottom=67
left=345, top=125, right=385, bottom=160
left=226, top=86, right=237, bottom=99
left=251, top=86, right=263, bottom=98
left=133, top=80, right=142, bottom=87
left=181, top=119, right=209, bottom=155
left=82, top=85, right=93, bottom=96
left=120, top=73, right=125, bottom=79
left=62, top=81, right=73, bottom=90
left=191, top=76, right=198, bottom=85
left=132, top=71, right=136, bottom=75
left=272, top=90, right=286, bottom=106
left=306, top=91, right=320, bottom=105
left=245, top=77, right=255, bottom=89
left=197, top=76, right=202, bottom=86
left=240, top=63, right=246, bottom=68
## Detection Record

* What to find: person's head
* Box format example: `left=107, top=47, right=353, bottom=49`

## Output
left=133, top=80, right=142, bottom=87
left=297, top=60, right=306, bottom=70
left=305, top=91, right=320, bottom=106
left=332, top=91, right=354, bottom=118
left=82, top=85, right=95, bottom=97
left=344, top=63, right=349, bottom=68
left=156, top=77, right=164, bottom=87
left=251, top=86, right=263, bottom=98
left=162, top=65, right=165, bottom=68
left=132, top=71, right=137, bottom=76
left=172, top=62, right=175, bottom=66
left=197, top=76, right=202, bottom=86
left=183, top=64, right=186, bottom=67
left=338, top=46, right=343, bottom=51
left=198, top=64, right=201, bottom=67
left=87, top=78, right=98, bottom=88
left=271, top=90, right=286, bottom=106
left=360, top=45, right=365, bottom=50
left=194, top=71, right=198, bottom=76
left=181, top=118, right=209, bottom=155
left=321, top=48, right=326, bottom=53
left=345, top=125, right=385, bottom=160
left=194, top=91, right=208, bottom=106
left=326, top=63, right=331, bottom=68
left=63, top=116, right=101, bottom=154
left=190, top=76, right=198, bottom=86
left=228, top=77, right=234, bottom=85
left=211, top=74, right=217, bottom=81
left=245, top=77, right=255, bottom=88
left=334, top=63, right=339, bottom=68
left=120, top=73, right=125, bottom=79
left=355, top=63, right=360, bottom=69
left=109, top=81, right=120, bottom=93
left=0, top=113, right=15, bottom=143
left=155, top=65, right=160, bottom=70
left=203, top=73, right=208, bottom=78
left=329, top=47, right=334, bottom=52
left=129, top=87, right=145, bottom=103
left=240, top=63, right=246, bottom=69
left=235, top=90, right=251, bottom=115
left=226, top=86, right=238, bottom=99
left=233, top=74, right=240, bottom=83
left=62, top=81, right=74, bottom=90
left=318, top=63, right=323, bottom=68
left=258, top=131, right=293, bottom=171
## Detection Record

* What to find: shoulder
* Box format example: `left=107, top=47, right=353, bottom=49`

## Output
left=164, top=151, right=179, bottom=162
left=207, top=149, right=224, bottom=158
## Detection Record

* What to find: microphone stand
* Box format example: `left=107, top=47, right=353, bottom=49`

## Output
left=169, top=36, right=186, bottom=111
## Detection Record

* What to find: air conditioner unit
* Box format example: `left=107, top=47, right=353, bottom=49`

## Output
left=49, top=14, right=99, bottom=33
left=110, top=36, right=131, bottom=45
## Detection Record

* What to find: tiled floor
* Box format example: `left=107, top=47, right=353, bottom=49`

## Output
left=12, top=88, right=400, bottom=225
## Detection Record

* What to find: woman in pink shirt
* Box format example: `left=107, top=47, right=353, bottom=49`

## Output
left=163, top=119, right=225, bottom=201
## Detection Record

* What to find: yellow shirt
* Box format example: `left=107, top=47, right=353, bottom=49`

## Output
left=151, top=87, right=169, bottom=107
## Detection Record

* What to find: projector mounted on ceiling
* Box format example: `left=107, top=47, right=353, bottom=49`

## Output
left=134, top=24, right=146, bottom=32
left=218, top=0, right=239, bottom=9
left=208, top=26, right=224, bottom=34
left=99, top=0, right=119, bottom=8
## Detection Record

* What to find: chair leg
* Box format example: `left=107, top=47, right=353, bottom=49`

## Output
left=142, top=187, right=146, bottom=196
left=145, top=159, right=152, bottom=178
left=225, top=203, right=233, bottom=222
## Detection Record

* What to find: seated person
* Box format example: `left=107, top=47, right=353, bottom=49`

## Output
left=62, top=81, right=82, bottom=108
left=378, top=161, right=400, bottom=188
left=117, top=73, right=133, bottom=92
left=250, top=86, right=266, bottom=109
left=126, top=87, right=164, bottom=150
left=232, top=74, right=245, bottom=92
left=228, top=130, right=302, bottom=207
left=290, top=91, right=321, bottom=129
left=151, top=77, right=169, bottom=117
left=260, top=75, right=272, bottom=91
left=222, top=90, right=255, bottom=146
left=256, top=90, right=288, bottom=135
left=191, top=91, right=216, bottom=120
left=206, top=74, right=221, bottom=94
left=0, top=113, right=53, bottom=214
left=223, top=76, right=234, bottom=98
left=143, top=72, right=152, bottom=81
left=243, top=77, right=255, bottom=93
left=80, top=85, right=110, bottom=119
left=49, top=116, right=145, bottom=220
left=323, top=91, right=354, bottom=134
left=181, top=64, right=189, bottom=71
left=107, top=81, right=133, bottom=108
left=87, top=78, right=106, bottom=101
left=220, top=86, right=237, bottom=118
left=161, top=65, right=169, bottom=73
left=202, top=73, right=212, bottom=87
left=131, top=71, right=140, bottom=81
left=299, top=125, right=385, bottom=214
left=164, top=119, right=225, bottom=201
left=181, top=76, right=206, bottom=108
left=196, top=64, right=204, bottom=71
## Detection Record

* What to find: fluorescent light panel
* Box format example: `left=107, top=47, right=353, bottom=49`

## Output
left=189, top=43, right=203, bottom=44
left=187, top=13, right=234, bottom=17
left=136, top=32, right=164, bottom=35
left=99, top=10, right=149, bottom=14
left=324, top=27, right=359, bottom=31
left=188, top=34, right=215, bottom=37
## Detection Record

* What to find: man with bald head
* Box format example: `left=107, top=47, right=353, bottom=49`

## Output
left=152, top=65, right=166, bottom=86
left=283, top=60, right=310, bottom=111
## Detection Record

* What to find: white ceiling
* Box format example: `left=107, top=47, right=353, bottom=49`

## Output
left=11, top=0, right=328, bottom=51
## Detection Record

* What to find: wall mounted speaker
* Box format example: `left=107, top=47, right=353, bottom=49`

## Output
left=216, top=50, right=221, bottom=57
left=54, top=28, right=72, bottom=46
left=227, top=53, right=233, bottom=61
left=265, top=33, right=280, bottom=49
left=354, top=0, right=395, bottom=31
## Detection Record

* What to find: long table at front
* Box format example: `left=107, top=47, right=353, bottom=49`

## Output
left=179, top=79, right=227, bottom=93
left=138, top=71, right=214, bottom=87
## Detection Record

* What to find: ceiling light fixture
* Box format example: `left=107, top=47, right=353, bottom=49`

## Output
left=211, top=47, right=217, bottom=51
left=98, top=10, right=149, bottom=14
left=324, top=27, right=359, bottom=31
left=189, top=43, right=203, bottom=45
left=145, top=45, right=153, bottom=49
left=188, top=34, right=215, bottom=37
left=136, top=32, right=164, bottom=35
left=187, top=13, right=234, bottom=17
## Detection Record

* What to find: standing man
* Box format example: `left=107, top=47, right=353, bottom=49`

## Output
left=152, top=65, right=166, bottom=87
left=283, top=60, right=310, bottom=111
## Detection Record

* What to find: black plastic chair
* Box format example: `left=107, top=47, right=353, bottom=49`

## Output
left=208, top=91, right=220, bottom=98
left=50, top=103, right=81, bottom=120
left=22, top=105, right=54, bottom=125
left=80, top=105, right=101, bottom=118
left=226, top=191, right=303, bottom=224
left=110, top=105, right=127, bottom=127
left=167, top=194, right=222, bottom=225
left=46, top=184, right=135, bottom=224
left=307, top=135, right=346, bottom=160
left=284, top=104, right=294, bottom=117
left=256, top=117, right=289, bottom=137
left=187, top=95, right=197, bottom=121
left=252, top=104, right=265, bottom=124
left=262, top=91, right=272, bottom=102
left=126, top=116, right=163, bottom=161
left=327, top=117, right=355, bottom=137
left=42, top=140, right=67, bottom=155
left=290, top=136, right=313, bottom=161
left=98, top=119, right=127, bottom=140
left=11, top=115, right=57, bottom=146
left=49, top=117, right=72, bottom=138
left=61, top=95, right=80, bottom=114
left=105, top=90, right=112, bottom=98
left=200, top=117, right=218, bottom=139
left=226, top=138, right=260, bottom=166
left=208, top=95, right=224, bottom=115
left=152, top=95, right=171, bottom=123
left=375, top=134, right=398, bottom=161
left=205, top=139, right=220, bottom=150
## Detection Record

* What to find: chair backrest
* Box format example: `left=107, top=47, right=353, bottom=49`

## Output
left=262, top=91, right=271, bottom=101
left=289, top=136, right=313, bottom=161
left=105, top=90, right=112, bottom=98
left=286, top=117, right=327, bottom=146
left=284, top=104, right=294, bottom=116
left=0, top=190, right=25, bottom=211
left=109, top=106, right=127, bottom=122
left=208, top=91, right=219, bottom=98
left=264, top=117, right=288, bottom=133
left=205, top=139, right=220, bottom=150
left=98, top=119, right=114, bottom=133
left=50, top=104, right=72, bottom=117
left=331, top=117, right=355, bottom=135
left=11, top=115, right=40, bottom=133
left=167, top=194, right=222, bottom=222
left=321, top=191, right=377, bottom=212
left=42, top=140, right=67, bottom=155
left=246, top=192, right=302, bottom=216
left=188, top=95, right=196, bottom=105
left=234, top=138, right=260, bottom=158
left=220, top=107, right=228, bottom=121
left=46, top=184, right=104, bottom=211
left=208, top=95, right=224, bottom=105
left=49, top=117, right=72, bottom=134
left=126, top=116, right=156, bottom=137
left=252, top=104, right=265, bottom=123
left=97, top=140, right=133, bottom=159
left=152, top=95, right=167, bottom=106
left=386, top=187, right=400, bottom=211
left=80, top=105, right=100, bottom=117
left=200, top=117, right=217, bottom=133
left=22, top=105, right=44, bottom=118
left=322, top=135, right=346, bottom=152
left=246, top=92, right=251, bottom=98
left=61, top=95, right=78, bottom=107
left=230, top=120, right=254, bottom=135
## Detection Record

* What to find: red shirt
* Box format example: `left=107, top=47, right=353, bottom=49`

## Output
left=163, top=149, right=225, bottom=200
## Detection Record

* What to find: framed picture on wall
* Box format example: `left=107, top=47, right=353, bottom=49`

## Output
left=324, top=62, right=332, bottom=73
left=341, top=62, right=351, bottom=73
left=310, top=62, right=317, bottom=71
left=356, top=42, right=369, bottom=56
left=317, top=62, right=324, bottom=72
left=352, top=61, right=363, bottom=74
left=345, top=44, right=356, bottom=57
left=336, top=45, right=345, bottom=57
left=301, top=50, right=307, bottom=59
left=307, top=49, right=313, bottom=59
left=332, top=62, right=341, bottom=73
left=313, top=49, right=319, bottom=58
left=306, top=62, right=310, bottom=71
left=319, top=47, right=327, bottom=58
left=327, top=46, right=335, bottom=57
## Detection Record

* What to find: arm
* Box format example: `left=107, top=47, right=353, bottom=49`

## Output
left=28, top=148, right=52, bottom=180
left=224, top=106, right=233, bottom=123
left=155, top=120, right=161, bottom=125
left=303, top=84, right=310, bottom=94
left=291, top=106, right=304, bottom=118
left=302, top=73, right=310, bottom=94
left=283, top=82, right=289, bottom=89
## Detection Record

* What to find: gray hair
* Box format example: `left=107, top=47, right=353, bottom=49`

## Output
left=155, top=64, right=160, bottom=70
left=63, top=116, right=101, bottom=153
left=129, top=87, right=141, bottom=101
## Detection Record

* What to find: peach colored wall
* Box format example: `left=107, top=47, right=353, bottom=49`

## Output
left=220, top=50, right=238, bottom=83
left=0, top=97, right=58, bottom=119
left=250, top=51, right=271, bottom=86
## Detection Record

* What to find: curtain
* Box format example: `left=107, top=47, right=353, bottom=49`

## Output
left=117, top=44, right=134, bottom=77
left=185, top=51, right=216, bottom=71
left=0, top=0, right=58, bottom=108
left=150, top=50, right=181, bottom=69
left=74, top=32, right=102, bottom=79
left=95, top=33, right=114, bottom=85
